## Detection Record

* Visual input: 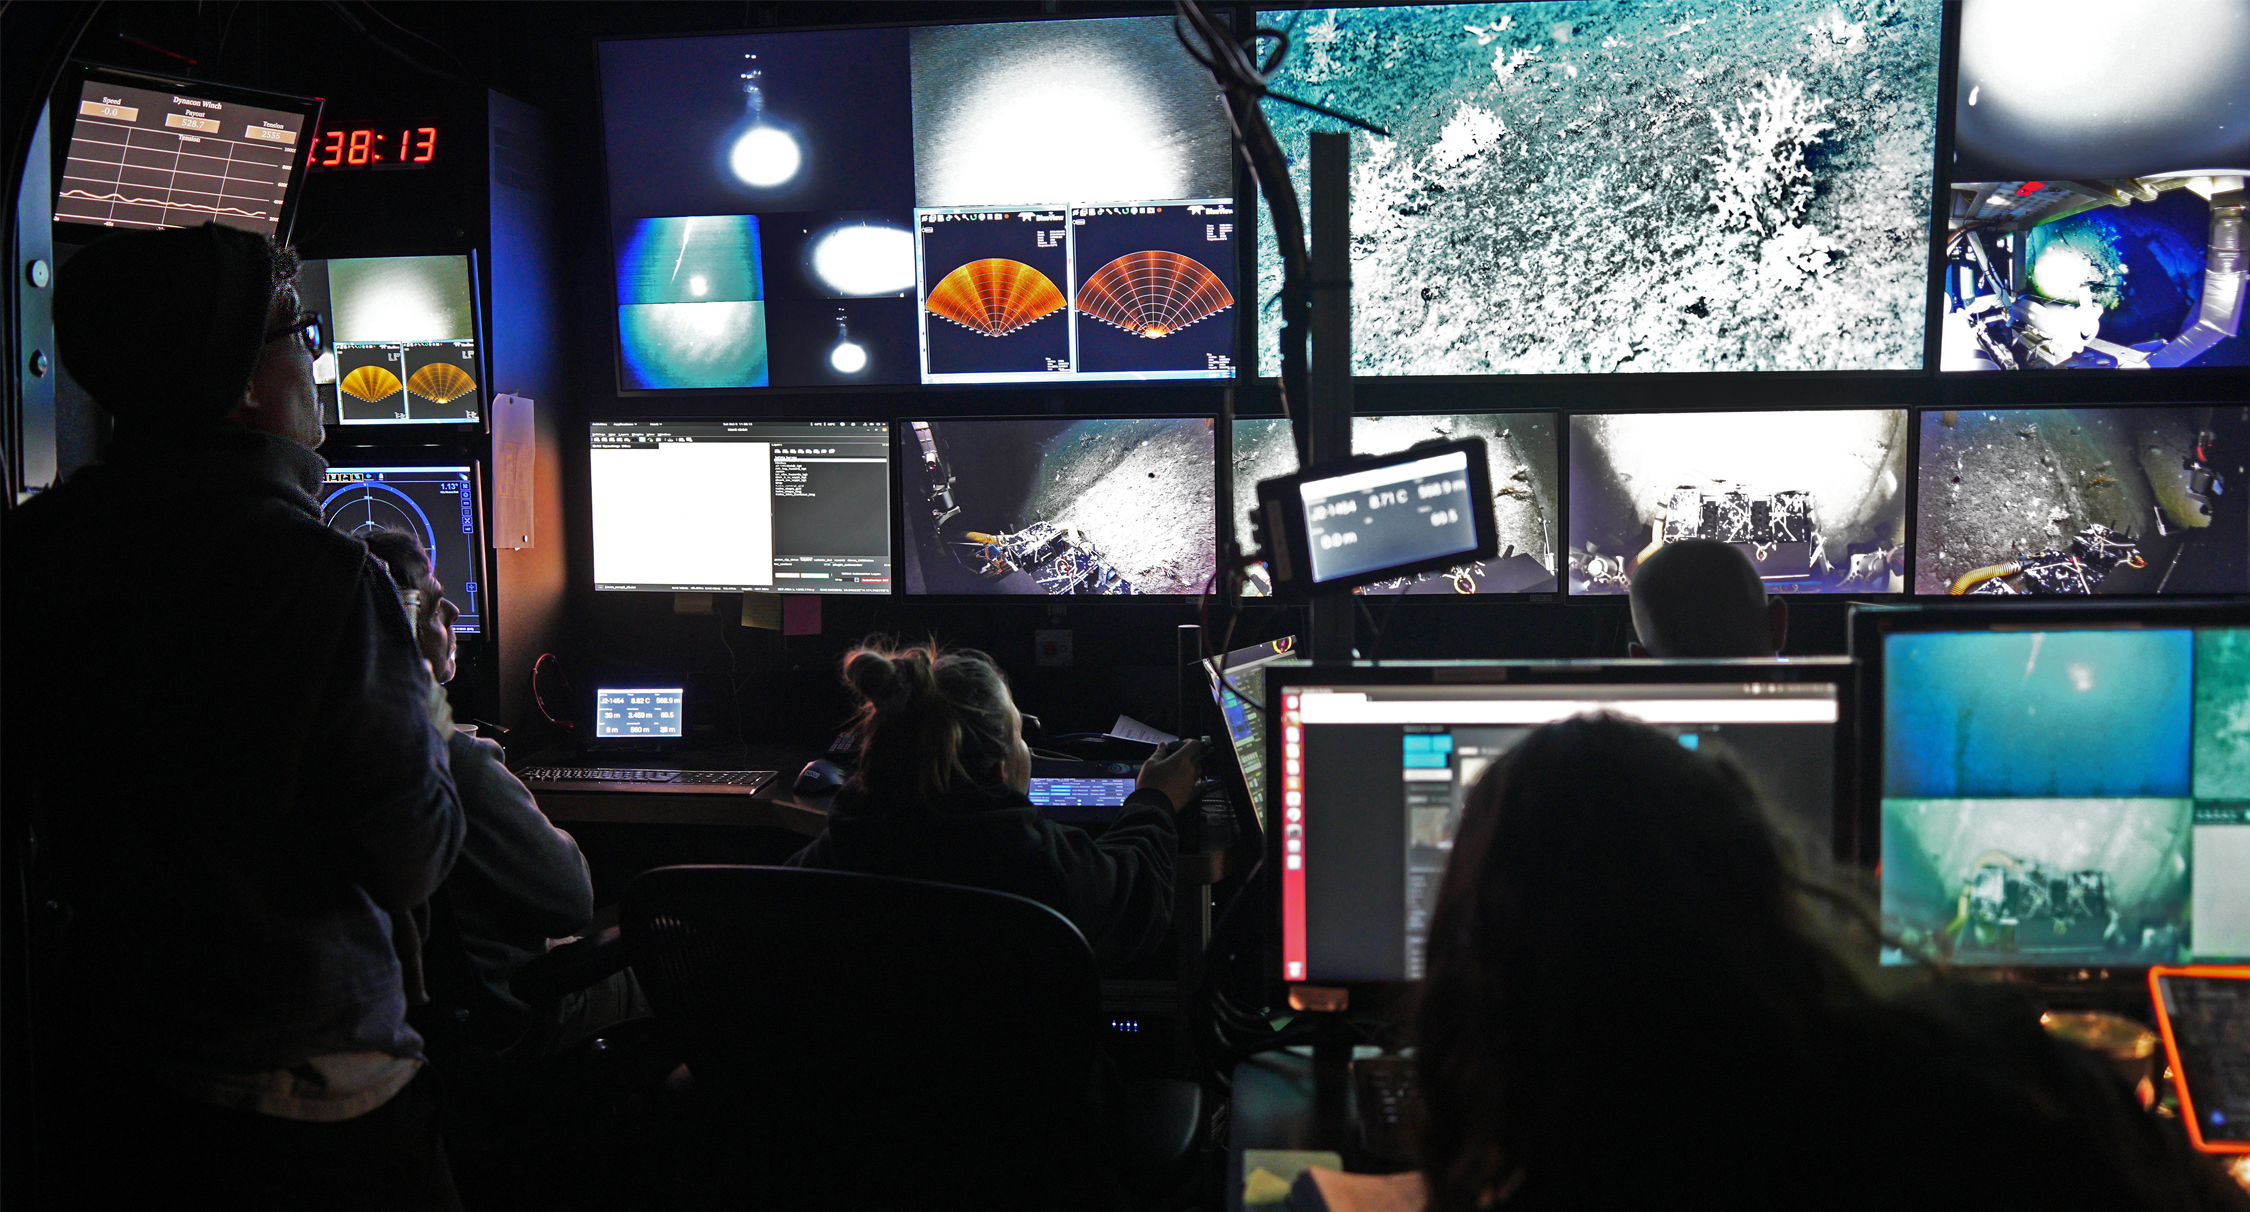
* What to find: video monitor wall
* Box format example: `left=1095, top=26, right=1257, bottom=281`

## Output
left=1915, top=406, right=2249, bottom=596
left=299, top=255, right=482, bottom=426
left=590, top=420, right=892, bottom=594
left=1252, top=1, right=1943, bottom=377
left=1567, top=410, right=1909, bottom=595
left=1940, top=0, right=2250, bottom=373
left=321, top=465, right=486, bottom=635
left=1233, top=414, right=1559, bottom=594
left=901, top=417, right=1216, bottom=595
left=1880, top=625, right=2250, bottom=966
left=597, top=16, right=1238, bottom=391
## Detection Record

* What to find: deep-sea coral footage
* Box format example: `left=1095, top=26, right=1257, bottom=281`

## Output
left=1255, top=1, right=1941, bottom=376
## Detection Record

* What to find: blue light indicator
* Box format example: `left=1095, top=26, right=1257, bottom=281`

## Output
left=1677, top=733, right=1700, bottom=751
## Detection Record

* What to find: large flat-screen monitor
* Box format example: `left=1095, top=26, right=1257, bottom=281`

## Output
left=597, top=15, right=1237, bottom=391
left=321, top=464, right=487, bottom=636
left=1566, top=410, right=1909, bottom=595
left=55, top=67, right=317, bottom=239
left=900, top=417, right=1215, bottom=596
left=1251, top=2, right=1941, bottom=376
left=1915, top=406, right=2249, bottom=595
left=1234, top=414, right=1558, bottom=595
left=299, top=255, right=482, bottom=426
left=1270, top=661, right=1851, bottom=984
left=1856, top=602, right=2250, bottom=969
left=591, top=420, right=892, bottom=595
left=1940, top=0, right=2250, bottom=372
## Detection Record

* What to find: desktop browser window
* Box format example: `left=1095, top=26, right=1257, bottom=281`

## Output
left=1278, top=681, right=1839, bottom=983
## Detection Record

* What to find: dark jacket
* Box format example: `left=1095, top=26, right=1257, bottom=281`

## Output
left=787, top=781, right=1178, bottom=970
left=441, top=730, right=594, bottom=1038
left=3, top=425, right=463, bottom=1072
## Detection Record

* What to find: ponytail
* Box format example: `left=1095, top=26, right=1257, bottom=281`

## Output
left=840, top=640, right=1016, bottom=806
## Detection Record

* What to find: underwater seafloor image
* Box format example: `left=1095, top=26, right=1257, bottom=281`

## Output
left=1233, top=413, right=1560, bottom=594
left=1915, top=407, right=2250, bottom=595
left=902, top=418, right=1217, bottom=595
left=1253, top=0, right=1941, bottom=376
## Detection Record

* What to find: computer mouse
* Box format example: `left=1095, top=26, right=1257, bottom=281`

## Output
left=792, top=759, right=846, bottom=795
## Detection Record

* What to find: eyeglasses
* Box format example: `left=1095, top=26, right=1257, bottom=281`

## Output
left=266, top=313, right=326, bottom=359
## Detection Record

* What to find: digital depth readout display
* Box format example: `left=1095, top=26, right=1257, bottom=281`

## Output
left=595, top=687, right=684, bottom=739
left=1299, top=450, right=1479, bottom=585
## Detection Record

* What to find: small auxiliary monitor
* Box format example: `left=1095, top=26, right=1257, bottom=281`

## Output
left=300, top=255, right=482, bottom=426
left=321, top=463, right=486, bottom=636
left=1253, top=439, right=1498, bottom=600
left=55, top=65, right=319, bottom=239
left=2149, top=966, right=2250, bottom=1155
left=594, top=687, right=685, bottom=740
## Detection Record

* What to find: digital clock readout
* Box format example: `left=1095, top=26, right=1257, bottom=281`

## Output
left=311, top=126, right=437, bottom=169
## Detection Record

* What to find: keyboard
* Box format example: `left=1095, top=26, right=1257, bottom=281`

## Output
left=516, top=767, right=778, bottom=795
left=1351, top=1055, right=1423, bottom=1163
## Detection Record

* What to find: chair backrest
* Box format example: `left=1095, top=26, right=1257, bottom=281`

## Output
left=621, top=865, right=1103, bottom=1204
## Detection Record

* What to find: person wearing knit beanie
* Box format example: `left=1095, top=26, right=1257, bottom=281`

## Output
left=53, top=222, right=321, bottom=447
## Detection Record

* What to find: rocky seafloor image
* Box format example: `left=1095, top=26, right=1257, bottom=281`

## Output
left=1254, top=0, right=1941, bottom=376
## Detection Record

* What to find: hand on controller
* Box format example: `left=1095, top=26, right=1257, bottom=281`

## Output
left=1137, top=738, right=1206, bottom=813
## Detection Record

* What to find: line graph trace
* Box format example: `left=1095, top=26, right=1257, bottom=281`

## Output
left=56, top=81, right=306, bottom=237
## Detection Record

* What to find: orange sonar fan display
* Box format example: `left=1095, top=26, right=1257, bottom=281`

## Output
left=340, top=364, right=403, bottom=403
left=406, top=361, right=477, bottom=405
left=925, top=259, right=1066, bottom=337
left=1073, top=251, right=1233, bottom=339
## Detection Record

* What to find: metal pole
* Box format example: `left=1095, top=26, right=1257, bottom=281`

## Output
left=1305, top=132, right=1355, bottom=664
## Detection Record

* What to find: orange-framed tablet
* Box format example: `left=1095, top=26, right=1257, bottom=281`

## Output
left=2149, top=965, right=2250, bottom=1155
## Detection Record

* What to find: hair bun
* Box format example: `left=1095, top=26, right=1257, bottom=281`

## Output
left=844, top=648, right=912, bottom=712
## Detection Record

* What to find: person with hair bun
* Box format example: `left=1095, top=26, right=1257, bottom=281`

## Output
left=788, top=641, right=1203, bottom=971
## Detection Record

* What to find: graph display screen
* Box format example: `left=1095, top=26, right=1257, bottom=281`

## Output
left=591, top=420, right=891, bottom=595
left=1915, top=406, right=2249, bottom=596
left=56, top=78, right=309, bottom=236
left=1251, top=2, right=1940, bottom=376
left=597, top=16, right=1236, bottom=391
left=1940, top=0, right=2250, bottom=372
left=1566, top=410, right=1909, bottom=595
left=301, top=256, right=481, bottom=426
left=321, top=465, right=487, bottom=636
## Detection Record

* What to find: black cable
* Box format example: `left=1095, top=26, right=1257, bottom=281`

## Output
left=1357, top=587, right=1407, bottom=666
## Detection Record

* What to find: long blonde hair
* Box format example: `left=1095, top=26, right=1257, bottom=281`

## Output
left=841, top=640, right=1015, bottom=806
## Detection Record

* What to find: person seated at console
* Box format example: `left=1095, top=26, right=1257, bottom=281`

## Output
left=1627, top=538, right=1788, bottom=658
left=358, top=527, right=644, bottom=1055
left=788, top=641, right=1201, bottom=971
left=1400, top=715, right=2246, bottom=1212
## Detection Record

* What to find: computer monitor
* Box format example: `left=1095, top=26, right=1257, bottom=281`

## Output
left=590, top=419, right=891, bottom=595
left=1914, top=405, right=2248, bottom=595
left=594, top=686, right=685, bottom=740
left=1206, top=636, right=1298, bottom=830
left=321, top=464, right=487, bottom=636
left=1234, top=415, right=1557, bottom=595
left=1249, top=3, right=1940, bottom=376
left=900, top=417, right=1215, bottom=596
left=1270, top=661, right=1851, bottom=985
left=597, top=15, right=1237, bottom=391
left=1855, top=601, right=2250, bottom=970
left=1567, top=410, right=1909, bottom=595
left=1941, top=0, right=2250, bottom=372
left=55, top=67, right=318, bottom=239
left=299, top=255, right=482, bottom=426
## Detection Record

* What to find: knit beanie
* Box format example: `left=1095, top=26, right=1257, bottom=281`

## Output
left=53, top=223, right=282, bottom=427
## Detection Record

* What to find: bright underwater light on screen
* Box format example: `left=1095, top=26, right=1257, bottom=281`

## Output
left=730, top=124, right=801, bottom=187
left=829, top=340, right=868, bottom=374
left=810, top=224, right=914, bottom=296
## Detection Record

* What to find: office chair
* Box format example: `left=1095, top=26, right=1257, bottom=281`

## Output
left=619, top=864, right=1201, bottom=1210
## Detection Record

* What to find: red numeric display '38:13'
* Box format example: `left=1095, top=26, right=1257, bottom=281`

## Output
left=311, top=126, right=437, bottom=169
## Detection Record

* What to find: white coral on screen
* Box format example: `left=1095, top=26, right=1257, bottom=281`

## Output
left=1707, top=72, right=1833, bottom=236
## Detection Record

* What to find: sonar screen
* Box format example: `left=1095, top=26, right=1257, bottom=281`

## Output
left=1566, top=410, right=1908, bottom=595
left=321, top=465, right=486, bottom=636
left=1916, top=406, right=2250, bottom=596
left=55, top=74, right=314, bottom=238
left=1941, top=0, right=2250, bottom=372
left=1233, top=415, right=1558, bottom=596
left=1879, top=625, right=2250, bottom=967
left=901, top=417, right=1216, bottom=596
left=1251, top=2, right=1941, bottom=376
left=303, top=256, right=481, bottom=425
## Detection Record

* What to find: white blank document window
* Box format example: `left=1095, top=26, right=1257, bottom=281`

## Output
left=591, top=440, right=774, bottom=588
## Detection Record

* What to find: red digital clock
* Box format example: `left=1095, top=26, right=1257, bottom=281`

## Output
left=310, top=125, right=438, bottom=169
